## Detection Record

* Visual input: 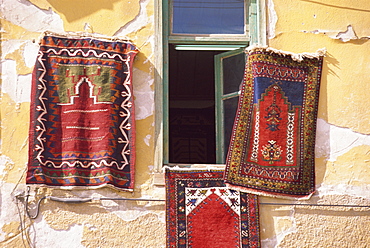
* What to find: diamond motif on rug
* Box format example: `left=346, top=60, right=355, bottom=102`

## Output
left=166, top=169, right=260, bottom=248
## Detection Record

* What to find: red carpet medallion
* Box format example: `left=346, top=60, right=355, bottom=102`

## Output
left=166, top=169, right=260, bottom=248
left=224, top=46, right=324, bottom=199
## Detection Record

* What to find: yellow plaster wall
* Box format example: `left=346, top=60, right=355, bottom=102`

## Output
left=269, top=0, right=370, bottom=134
left=1, top=0, right=370, bottom=247
left=1, top=0, right=163, bottom=247
left=259, top=0, right=370, bottom=247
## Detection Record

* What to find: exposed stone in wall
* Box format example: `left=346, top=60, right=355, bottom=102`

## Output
left=276, top=194, right=370, bottom=248
left=1, top=0, right=161, bottom=247
left=263, top=0, right=370, bottom=247
left=40, top=205, right=165, bottom=248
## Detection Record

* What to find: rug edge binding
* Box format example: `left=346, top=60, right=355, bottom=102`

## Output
left=225, top=183, right=314, bottom=201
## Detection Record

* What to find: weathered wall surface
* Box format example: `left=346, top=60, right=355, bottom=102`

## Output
left=0, top=0, right=369, bottom=247
left=0, top=0, right=164, bottom=247
left=260, top=0, right=370, bottom=247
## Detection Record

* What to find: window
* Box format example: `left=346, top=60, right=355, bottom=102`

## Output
left=172, top=0, right=246, bottom=35
left=160, top=0, right=266, bottom=166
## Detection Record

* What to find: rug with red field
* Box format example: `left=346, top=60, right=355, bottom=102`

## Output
left=165, top=169, right=260, bottom=248
left=224, top=47, right=324, bottom=199
left=26, top=32, right=138, bottom=190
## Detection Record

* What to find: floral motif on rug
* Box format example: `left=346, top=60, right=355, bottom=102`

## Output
left=224, top=48, right=324, bottom=199
left=165, top=169, right=260, bottom=248
left=26, top=33, right=138, bottom=190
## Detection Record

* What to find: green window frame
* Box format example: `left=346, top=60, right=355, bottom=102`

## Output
left=155, top=0, right=266, bottom=169
left=215, top=48, right=246, bottom=163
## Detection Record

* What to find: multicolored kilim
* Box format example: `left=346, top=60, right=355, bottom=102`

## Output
left=166, top=169, right=260, bottom=248
left=26, top=33, right=138, bottom=190
left=224, top=47, right=324, bottom=199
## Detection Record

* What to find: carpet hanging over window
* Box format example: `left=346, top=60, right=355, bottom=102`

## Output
left=166, top=168, right=260, bottom=248
left=224, top=46, right=325, bottom=199
left=27, top=32, right=138, bottom=191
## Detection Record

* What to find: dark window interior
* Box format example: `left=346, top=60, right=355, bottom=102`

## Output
left=221, top=52, right=246, bottom=160
left=169, top=45, right=223, bottom=164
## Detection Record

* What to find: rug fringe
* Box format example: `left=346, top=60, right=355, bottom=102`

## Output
left=246, top=45, right=326, bottom=62
left=27, top=183, right=134, bottom=192
left=39, top=31, right=135, bottom=47
left=225, top=183, right=314, bottom=200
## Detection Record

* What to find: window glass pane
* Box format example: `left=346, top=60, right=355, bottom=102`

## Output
left=172, top=0, right=245, bottom=34
left=223, top=52, right=245, bottom=95
left=223, top=96, right=239, bottom=161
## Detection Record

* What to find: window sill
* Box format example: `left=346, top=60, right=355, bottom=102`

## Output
left=153, top=164, right=226, bottom=186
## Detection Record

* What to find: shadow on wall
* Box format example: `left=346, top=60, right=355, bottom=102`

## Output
left=259, top=51, right=334, bottom=246
left=314, top=52, right=332, bottom=187
left=47, top=0, right=120, bottom=22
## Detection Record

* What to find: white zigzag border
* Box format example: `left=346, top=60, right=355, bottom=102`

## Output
left=34, top=47, right=135, bottom=170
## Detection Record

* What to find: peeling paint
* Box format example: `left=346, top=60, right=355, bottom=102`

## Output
left=1, top=0, right=64, bottom=33
left=336, top=25, right=358, bottom=42
left=114, top=0, right=152, bottom=37
left=22, top=41, right=40, bottom=68
left=323, top=145, right=370, bottom=189
left=1, top=40, right=25, bottom=60
left=303, top=29, right=338, bottom=38
left=273, top=213, right=297, bottom=247
left=1, top=60, right=31, bottom=103
left=132, top=68, right=154, bottom=120
left=303, top=25, right=363, bottom=42
left=0, top=182, right=24, bottom=242
left=267, top=0, right=277, bottom=39
left=261, top=236, right=278, bottom=248
left=144, top=134, right=151, bottom=146
left=41, top=207, right=165, bottom=247
left=0, top=156, right=14, bottom=181
left=317, top=184, right=370, bottom=199
left=30, top=219, right=84, bottom=248
left=259, top=204, right=296, bottom=248
left=315, top=118, right=370, bottom=161
left=276, top=193, right=370, bottom=248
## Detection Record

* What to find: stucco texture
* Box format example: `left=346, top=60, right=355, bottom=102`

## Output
left=260, top=0, right=370, bottom=247
left=1, top=0, right=370, bottom=247
left=1, top=0, right=163, bottom=247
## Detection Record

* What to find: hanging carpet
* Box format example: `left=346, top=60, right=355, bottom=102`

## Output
left=165, top=168, right=260, bottom=248
left=26, top=32, right=138, bottom=190
left=224, top=46, right=324, bottom=199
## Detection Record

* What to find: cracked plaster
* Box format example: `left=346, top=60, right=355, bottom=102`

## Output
left=1, top=0, right=64, bottom=33
left=114, top=0, right=152, bottom=37
left=265, top=1, right=370, bottom=246
left=303, top=25, right=365, bottom=42
left=276, top=197, right=370, bottom=248
left=132, top=68, right=155, bottom=120
left=1, top=0, right=370, bottom=247
left=267, top=0, right=277, bottom=39
left=315, top=118, right=370, bottom=161
left=0, top=182, right=25, bottom=242
left=1, top=60, right=31, bottom=103
left=30, top=219, right=85, bottom=248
